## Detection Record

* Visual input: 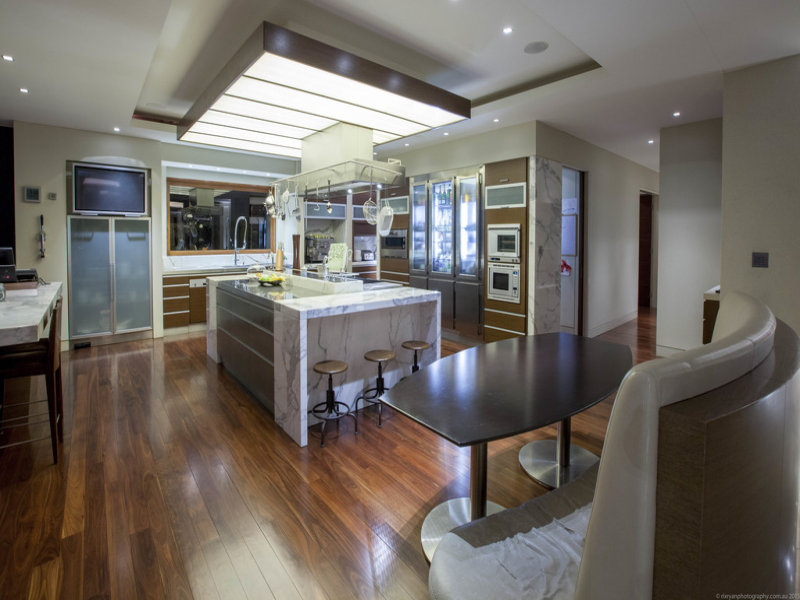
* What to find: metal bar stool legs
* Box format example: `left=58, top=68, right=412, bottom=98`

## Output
left=308, top=360, right=357, bottom=447
left=354, top=350, right=395, bottom=427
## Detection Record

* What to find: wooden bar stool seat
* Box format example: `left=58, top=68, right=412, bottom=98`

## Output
left=308, top=359, right=356, bottom=447
left=0, top=297, right=63, bottom=464
left=354, top=349, right=395, bottom=427
left=401, top=340, right=431, bottom=373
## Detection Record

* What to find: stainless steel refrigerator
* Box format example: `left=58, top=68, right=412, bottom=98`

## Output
left=409, top=167, right=483, bottom=339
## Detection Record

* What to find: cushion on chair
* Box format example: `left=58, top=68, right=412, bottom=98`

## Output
left=429, top=464, right=598, bottom=600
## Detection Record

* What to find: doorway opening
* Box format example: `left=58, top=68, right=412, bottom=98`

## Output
left=560, top=167, right=585, bottom=335
left=638, top=192, right=658, bottom=309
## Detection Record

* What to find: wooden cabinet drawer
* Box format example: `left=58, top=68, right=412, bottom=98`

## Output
left=484, top=326, right=523, bottom=343
left=164, top=312, right=190, bottom=328
left=163, top=275, right=191, bottom=285
left=484, top=309, right=526, bottom=335
left=485, top=158, right=528, bottom=186
left=163, top=297, right=189, bottom=313
left=163, top=284, right=190, bottom=299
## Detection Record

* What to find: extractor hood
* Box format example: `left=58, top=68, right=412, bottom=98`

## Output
left=272, top=158, right=404, bottom=199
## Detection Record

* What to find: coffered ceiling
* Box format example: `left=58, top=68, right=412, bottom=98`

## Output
left=1, top=0, right=798, bottom=172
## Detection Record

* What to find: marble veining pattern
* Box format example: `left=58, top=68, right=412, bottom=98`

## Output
left=0, top=282, right=62, bottom=346
left=529, top=157, right=562, bottom=334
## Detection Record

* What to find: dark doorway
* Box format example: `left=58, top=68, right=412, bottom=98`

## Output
left=0, top=126, right=14, bottom=250
left=638, top=193, right=653, bottom=307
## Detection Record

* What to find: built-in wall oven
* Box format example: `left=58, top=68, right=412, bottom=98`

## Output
left=487, top=223, right=521, bottom=263
left=487, top=262, right=521, bottom=303
left=380, top=228, right=407, bottom=259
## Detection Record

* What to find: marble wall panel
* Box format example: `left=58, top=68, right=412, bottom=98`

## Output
left=529, top=157, right=563, bottom=334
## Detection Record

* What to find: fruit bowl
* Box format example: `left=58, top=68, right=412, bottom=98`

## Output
left=257, top=273, right=285, bottom=287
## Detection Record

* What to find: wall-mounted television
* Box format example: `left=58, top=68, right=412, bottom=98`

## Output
left=67, top=161, right=150, bottom=216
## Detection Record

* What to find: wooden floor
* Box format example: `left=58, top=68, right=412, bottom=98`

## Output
left=0, top=309, right=657, bottom=599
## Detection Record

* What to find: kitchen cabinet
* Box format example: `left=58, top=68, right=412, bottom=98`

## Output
left=68, top=216, right=152, bottom=341
left=162, top=269, right=247, bottom=328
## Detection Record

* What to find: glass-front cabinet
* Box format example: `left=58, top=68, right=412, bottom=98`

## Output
left=411, top=183, right=427, bottom=271
left=458, top=176, right=479, bottom=277
left=430, top=179, right=453, bottom=274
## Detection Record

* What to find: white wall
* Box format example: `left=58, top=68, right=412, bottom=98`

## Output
left=13, top=121, right=297, bottom=341
left=656, top=119, right=722, bottom=353
left=535, top=122, right=660, bottom=337
left=389, top=122, right=536, bottom=176
left=721, top=54, right=800, bottom=334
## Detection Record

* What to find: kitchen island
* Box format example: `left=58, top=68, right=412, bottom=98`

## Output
left=207, top=274, right=440, bottom=446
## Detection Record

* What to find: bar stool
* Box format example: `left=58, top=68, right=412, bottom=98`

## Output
left=308, top=359, right=357, bottom=447
left=402, top=340, right=431, bottom=373
left=354, top=349, right=395, bottom=427
left=0, top=297, right=63, bottom=464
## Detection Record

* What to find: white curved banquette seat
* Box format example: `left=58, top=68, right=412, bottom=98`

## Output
left=429, top=291, right=798, bottom=599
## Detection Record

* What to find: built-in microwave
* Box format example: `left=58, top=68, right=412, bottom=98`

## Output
left=487, top=224, right=521, bottom=263
left=487, top=262, right=521, bottom=303
left=380, top=228, right=408, bottom=259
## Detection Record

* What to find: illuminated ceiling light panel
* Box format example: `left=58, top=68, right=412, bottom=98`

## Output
left=210, top=96, right=337, bottom=133
left=201, top=109, right=316, bottom=139
left=246, top=53, right=467, bottom=129
left=228, top=77, right=429, bottom=137
left=181, top=132, right=302, bottom=158
left=372, top=130, right=399, bottom=144
left=178, top=21, right=471, bottom=158
left=190, top=122, right=302, bottom=149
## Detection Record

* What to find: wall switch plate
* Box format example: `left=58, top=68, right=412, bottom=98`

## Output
left=752, top=252, right=769, bottom=268
left=22, top=185, right=41, bottom=203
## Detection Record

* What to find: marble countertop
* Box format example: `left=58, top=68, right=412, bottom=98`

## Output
left=217, top=278, right=439, bottom=319
left=0, top=282, right=63, bottom=346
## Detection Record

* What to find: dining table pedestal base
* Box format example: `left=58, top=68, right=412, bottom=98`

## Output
left=519, top=438, right=598, bottom=489
left=420, top=498, right=505, bottom=562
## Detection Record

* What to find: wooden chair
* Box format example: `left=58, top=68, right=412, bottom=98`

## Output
left=0, top=297, right=63, bottom=463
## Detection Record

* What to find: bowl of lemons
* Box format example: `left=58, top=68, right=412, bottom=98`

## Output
left=257, top=272, right=285, bottom=287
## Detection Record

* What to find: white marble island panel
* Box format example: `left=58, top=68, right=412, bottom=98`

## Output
left=208, top=276, right=440, bottom=446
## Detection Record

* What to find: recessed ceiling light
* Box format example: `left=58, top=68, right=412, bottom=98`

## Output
left=493, top=118, right=500, bottom=123
left=647, top=139, right=655, bottom=145
left=443, top=132, right=449, bottom=136
left=19, top=87, right=28, bottom=94
left=113, top=127, right=120, bottom=132
left=503, top=26, right=513, bottom=35
left=524, top=41, right=549, bottom=55
left=672, top=111, right=681, bottom=117
left=2, top=55, right=13, bottom=62
left=404, top=143, right=409, bottom=146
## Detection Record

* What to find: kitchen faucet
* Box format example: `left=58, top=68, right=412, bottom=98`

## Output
left=233, top=216, right=248, bottom=265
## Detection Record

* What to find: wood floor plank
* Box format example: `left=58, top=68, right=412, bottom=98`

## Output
left=26, top=555, right=61, bottom=600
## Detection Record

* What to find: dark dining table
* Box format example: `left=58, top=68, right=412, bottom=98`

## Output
left=380, top=332, right=632, bottom=560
